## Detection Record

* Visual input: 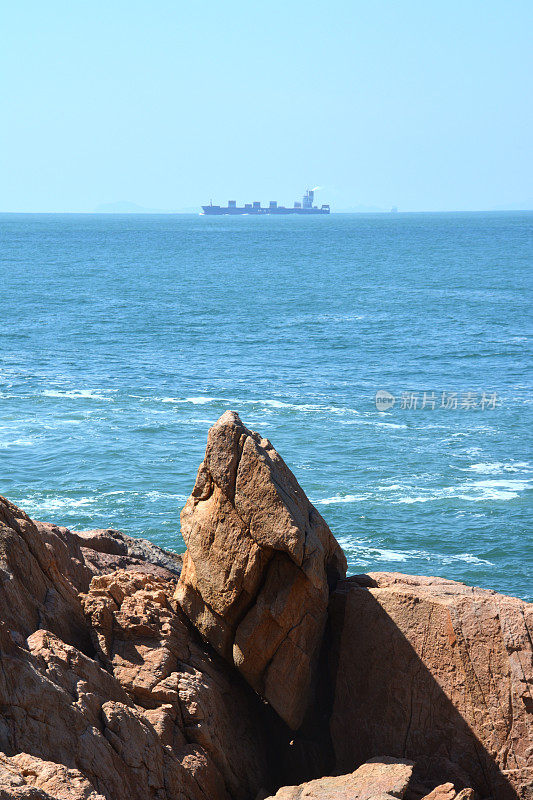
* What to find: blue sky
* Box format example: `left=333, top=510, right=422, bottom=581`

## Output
left=2, top=1, right=532, bottom=212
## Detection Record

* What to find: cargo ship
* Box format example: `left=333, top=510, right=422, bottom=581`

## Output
left=201, top=188, right=330, bottom=215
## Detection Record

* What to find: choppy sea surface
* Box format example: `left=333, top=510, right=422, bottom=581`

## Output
left=1, top=212, right=531, bottom=600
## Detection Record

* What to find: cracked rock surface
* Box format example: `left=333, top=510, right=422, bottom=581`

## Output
left=81, top=570, right=270, bottom=800
left=0, top=495, right=271, bottom=800
left=328, top=573, right=533, bottom=800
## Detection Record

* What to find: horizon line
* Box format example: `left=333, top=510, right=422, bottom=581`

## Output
left=1, top=208, right=532, bottom=215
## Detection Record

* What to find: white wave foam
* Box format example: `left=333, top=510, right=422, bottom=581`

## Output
left=372, top=548, right=409, bottom=561
left=18, top=497, right=95, bottom=515
left=159, top=396, right=218, bottom=405
left=184, top=397, right=217, bottom=405
left=463, top=461, right=531, bottom=475
left=452, top=553, right=494, bottom=565
left=0, top=438, right=34, bottom=448
left=394, top=478, right=531, bottom=504
left=145, top=491, right=188, bottom=503
left=457, top=479, right=531, bottom=502
left=42, top=390, right=111, bottom=401
left=157, top=395, right=362, bottom=416
left=339, top=538, right=495, bottom=568
left=395, top=496, right=432, bottom=504
left=373, top=421, right=407, bottom=429
left=316, top=494, right=367, bottom=505
left=469, top=478, right=531, bottom=491
left=245, top=399, right=360, bottom=415
left=259, top=399, right=290, bottom=409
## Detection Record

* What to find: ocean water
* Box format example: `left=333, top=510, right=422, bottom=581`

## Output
left=1, top=211, right=531, bottom=601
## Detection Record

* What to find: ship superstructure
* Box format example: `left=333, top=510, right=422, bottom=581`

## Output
left=201, top=188, right=330, bottom=215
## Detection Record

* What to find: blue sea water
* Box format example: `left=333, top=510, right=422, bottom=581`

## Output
left=1, top=212, right=531, bottom=600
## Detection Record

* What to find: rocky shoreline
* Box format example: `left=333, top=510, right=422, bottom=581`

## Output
left=0, top=412, right=530, bottom=800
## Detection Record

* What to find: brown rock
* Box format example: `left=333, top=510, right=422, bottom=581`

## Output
left=0, top=619, right=228, bottom=800
left=328, top=573, right=533, bottom=800
left=73, top=528, right=183, bottom=577
left=0, top=752, right=105, bottom=799
left=81, top=569, right=271, bottom=800
left=0, top=496, right=270, bottom=800
left=34, top=521, right=182, bottom=586
left=0, top=496, right=92, bottom=651
left=175, top=411, right=347, bottom=729
left=0, top=495, right=181, bottom=649
left=79, top=545, right=179, bottom=581
left=418, top=784, right=475, bottom=800
left=263, top=756, right=413, bottom=799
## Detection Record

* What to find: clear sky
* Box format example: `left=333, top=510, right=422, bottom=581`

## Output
left=2, top=1, right=532, bottom=212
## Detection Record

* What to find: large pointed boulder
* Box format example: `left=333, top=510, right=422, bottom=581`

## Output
left=174, top=411, right=347, bottom=729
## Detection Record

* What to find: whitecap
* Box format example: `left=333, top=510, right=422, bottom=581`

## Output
left=145, top=491, right=188, bottom=503
left=0, top=438, right=34, bottom=448
left=393, top=478, right=531, bottom=504
left=18, top=497, right=95, bottom=514
left=373, top=422, right=407, bottom=429
left=245, top=399, right=360, bottom=415
left=185, top=397, right=217, bottom=405
left=42, top=389, right=111, bottom=401
left=451, top=553, right=494, bottom=565
left=395, top=496, right=432, bottom=504
left=463, top=461, right=531, bottom=475
left=371, top=548, right=409, bottom=561
left=315, top=494, right=367, bottom=505
left=467, top=478, right=531, bottom=492
left=159, top=396, right=219, bottom=405
left=257, top=399, right=291, bottom=409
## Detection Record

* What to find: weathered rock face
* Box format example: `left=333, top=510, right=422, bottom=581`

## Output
left=175, top=411, right=347, bottom=729
left=72, top=528, right=182, bottom=579
left=328, top=573, right=533, bottom=800
left=0, top=621, right=227, bottom=800
left=81, top=570, right=271, bottom=800
left=0, top=752, right=106, bottom=799
left=263, top=756, right=414, bottom=799
left=35, top=521, right=182, bottom=585
left=0, top=497, right=92, bottom=652
left=0, top=494, right=181, bottom=649
left=0, top=496, right=273, bottom=800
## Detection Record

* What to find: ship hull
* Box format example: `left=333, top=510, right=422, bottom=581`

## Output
left=201, top=206, right=330, bottom=215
